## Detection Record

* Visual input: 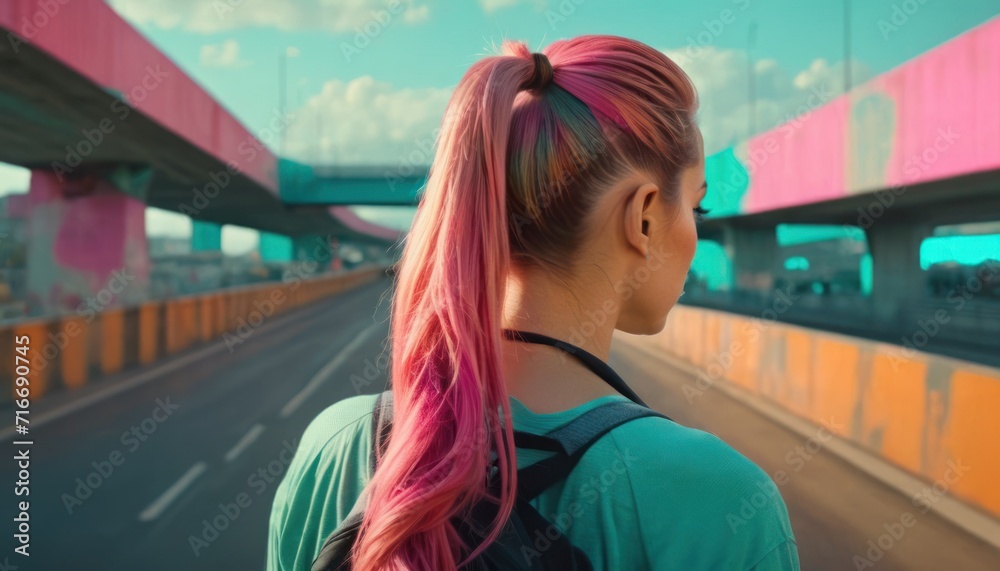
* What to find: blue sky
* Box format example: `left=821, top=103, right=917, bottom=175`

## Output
left=2, top=0, right=998, bottom=253
left=128, top=0, right=1000, bottom=135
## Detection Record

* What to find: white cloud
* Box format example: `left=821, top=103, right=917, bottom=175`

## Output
left=107, top=0, right=429, bottom=34
left=401, top=4, right=429, bottom=23
left=352, top=206, right=416, bottom=230
left=145, top=206, right=192, bottom=237
left=284, top=76, right=451, bottom=165
left=200, top=40, right=252, bottom=68
left=663, top=47, right=871, bottom=154
left=792, top=57, right=865, bottom=92
left=221, top=225, right=259, bottom=256
left=144, top=210, right=258, bottom=256
left=479, top=0, right=532, bottom=12
left=0, top=162, right=30, bottom=197
left=279, top=49, right=871, bottom=167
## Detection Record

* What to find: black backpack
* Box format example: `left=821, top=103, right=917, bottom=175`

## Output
left=311, top=330, right=671, bottom=570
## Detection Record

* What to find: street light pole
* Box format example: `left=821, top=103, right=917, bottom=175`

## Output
left=748, top=20, right=757, bottom=139
left=844, top=0, right=852, bottom=95
left=278, top=50, right=287, bottom=156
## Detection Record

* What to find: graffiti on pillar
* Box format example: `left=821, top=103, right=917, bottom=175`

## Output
left=921, top=360, right=955, bottom=479
left=847, top=92, right=897, bottom=194
left=703, top=146, right=749, bottom=216
left=26, top=171, right=150, bottom=315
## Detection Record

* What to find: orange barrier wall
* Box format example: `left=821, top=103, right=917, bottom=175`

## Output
left=1, top=267, right=383, bottom=406
left=637, top=304, right=1000, bottom=521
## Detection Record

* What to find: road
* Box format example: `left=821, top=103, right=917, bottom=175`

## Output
left=2, top=276, right=998, bottom=570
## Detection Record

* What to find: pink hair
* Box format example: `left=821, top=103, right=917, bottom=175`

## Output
left=352, top=36, right=699, bottom=569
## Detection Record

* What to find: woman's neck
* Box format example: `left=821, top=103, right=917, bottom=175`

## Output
left=500, top=267, right=622, bottom=413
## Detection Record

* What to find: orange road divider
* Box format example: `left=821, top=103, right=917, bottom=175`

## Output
left=634, top=304, right=1000, bottom=523
left=1, top=267, right=384, bottom=407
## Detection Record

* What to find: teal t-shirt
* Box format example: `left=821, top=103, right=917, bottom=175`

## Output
left=268, top=393, right=799, bottom=570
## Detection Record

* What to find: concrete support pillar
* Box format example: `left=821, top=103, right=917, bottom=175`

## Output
left=866, top=221, right=933, bottom=326
left=294, top=234, right=342, bottom=272
left=258, top=231, right=293, bottom=262
left=258, top=232, right=343, bottom=271
left=26, top=171, right=149, bottom=316
left=191, top=221, right=222, bottom=252
left=725, top=224, right=779, bottom=296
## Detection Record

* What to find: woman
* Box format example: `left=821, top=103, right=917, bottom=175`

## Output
left=268, top=35, right=799, bottom=570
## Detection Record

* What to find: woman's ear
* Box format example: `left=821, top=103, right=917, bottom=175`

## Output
left=623, top=182, right=659, bottom=258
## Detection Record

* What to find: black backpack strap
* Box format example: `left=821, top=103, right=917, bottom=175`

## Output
left=511, top=431, right=565, bottom=453
left=368, top=390, right=394, bottom=478
left=514, top=400, right=670, bottom=502
left=455, top=400, right=667, bottom=570
left=313, top=394, right=668, bottom=570
left=311, top=494, right=366, bottom=571
left=312, top=391, right=393, bottom=571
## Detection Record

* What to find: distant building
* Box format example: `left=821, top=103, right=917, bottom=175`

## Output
left=148, top=235, right=192, bottom=258
left=0, top=193, right=28, bottom=319
left=0, top=193, right=28, bottom=245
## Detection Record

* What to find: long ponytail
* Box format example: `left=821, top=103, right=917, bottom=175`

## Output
left=351, top=44, right=535, bottom=570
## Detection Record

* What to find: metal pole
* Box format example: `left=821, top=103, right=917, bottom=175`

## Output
left=278, top=51, right=287, bottom=155
left=748, top=21, right=757, bottom=138
left=316, top=111, right=323, bottom=165
left=844, top=0, right=852, bottom=95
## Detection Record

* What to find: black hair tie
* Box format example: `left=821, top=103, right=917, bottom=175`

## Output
left=523, top=52, right=554, bottom=91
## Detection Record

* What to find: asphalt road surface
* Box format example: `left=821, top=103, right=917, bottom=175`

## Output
left=2, top=275, right=998, bottom=570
